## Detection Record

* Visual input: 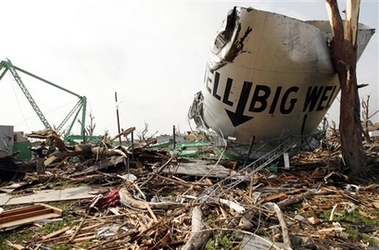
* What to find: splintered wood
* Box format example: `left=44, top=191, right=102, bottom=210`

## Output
left=2, top=132, right=379, bottom=249
left=5, top=168, right=379, bottom=249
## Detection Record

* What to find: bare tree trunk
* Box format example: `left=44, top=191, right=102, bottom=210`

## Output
left=339, top=67, right=366, bottom=177
left=326, top=0, right=366, bottom=178
left=362, top=95, right=372, bottom=143
left=361, top=94, right=379, bottom=143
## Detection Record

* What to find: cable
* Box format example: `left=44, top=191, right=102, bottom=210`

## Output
left=9, top=73, right=31, bottom=131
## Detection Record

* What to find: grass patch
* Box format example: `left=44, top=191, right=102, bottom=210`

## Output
left=319, top=208, right=379, bottom=246
left=206, top=232, right=238, bottom=250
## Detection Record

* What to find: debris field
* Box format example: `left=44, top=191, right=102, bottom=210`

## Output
left=1, top=128, right=379, bottom=250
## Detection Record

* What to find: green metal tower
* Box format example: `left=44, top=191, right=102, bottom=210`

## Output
left=0, top=58, right=87, bottom=141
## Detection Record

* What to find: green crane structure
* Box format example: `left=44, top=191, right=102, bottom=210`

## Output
left=0, top=58, right=87, bottom=141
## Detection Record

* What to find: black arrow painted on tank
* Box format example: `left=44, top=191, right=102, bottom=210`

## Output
left=225, top=81, right=254, bottom=127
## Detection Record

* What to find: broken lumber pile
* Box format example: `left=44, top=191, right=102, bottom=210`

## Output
left=1, top=130, right=379, bottom=249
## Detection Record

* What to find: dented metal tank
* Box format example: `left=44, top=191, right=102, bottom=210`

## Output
left=189, top=7, right=375, bottom=159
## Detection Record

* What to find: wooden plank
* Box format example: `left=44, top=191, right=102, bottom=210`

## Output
left=262, top=192, right=287, bottom=203
left=44, top=155, right=58, bottom=166
left=40, top=202, right=63, bottom=215
left=0, top=203, right=62, bottom=229
left=0, top=204, right=42, bottom=217
left=0, top=207, right=53, bottom=223
left=41, top=226, right=71, bottom=240
left=6, top=241, right=24, bottom=250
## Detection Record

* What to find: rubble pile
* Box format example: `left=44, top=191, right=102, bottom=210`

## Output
left=1, top=129, right=379, bottom=250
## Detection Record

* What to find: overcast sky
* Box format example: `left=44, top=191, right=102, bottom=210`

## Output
left=1, top=0, right=377, bottom=138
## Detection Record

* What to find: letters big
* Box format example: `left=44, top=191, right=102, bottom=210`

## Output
left=206, top=71, right=338, bottom=116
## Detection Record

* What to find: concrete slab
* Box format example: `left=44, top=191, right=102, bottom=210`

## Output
left=0, top=186, right=95, bottom=206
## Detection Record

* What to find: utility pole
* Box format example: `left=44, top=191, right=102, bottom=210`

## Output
left=115, top=92, right=121, bottom=145
left=173, top=125, right=176, bottom=152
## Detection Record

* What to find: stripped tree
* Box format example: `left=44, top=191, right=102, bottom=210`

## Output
left=325, top=0, right=366, bottom=177
left=361, top=94, right=379, bottom=143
